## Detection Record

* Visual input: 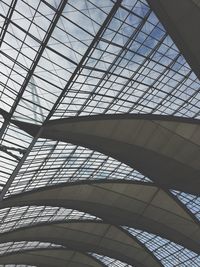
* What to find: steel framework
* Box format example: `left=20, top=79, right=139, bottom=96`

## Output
left=0, top=0, right=199, bottom=267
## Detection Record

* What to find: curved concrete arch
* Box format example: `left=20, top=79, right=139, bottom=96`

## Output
left=0, top=248, right=106, bottom=267
left=1, top=180, right=199, bottom=254
left=0, top=220, right=162, bottom=267
left=13, top=114, right=200, bottom=194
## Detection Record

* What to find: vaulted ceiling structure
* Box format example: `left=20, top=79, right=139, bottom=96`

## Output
left=0, top=0, right=199, bottom=267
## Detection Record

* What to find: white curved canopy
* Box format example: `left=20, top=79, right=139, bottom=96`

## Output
left=0, top=220, right=162, bottom=267
left=0, top=248, right=106, bottom=267
left=13, top=114, right=200, bottom=194
left=0, top=180, right=199, bottom=254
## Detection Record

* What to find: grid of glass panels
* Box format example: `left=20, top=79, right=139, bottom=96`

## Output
left=0, top=0, right=199, bottom=266
left=172, top=191, right=200, bottom=220
left=0, top=242, right=61, bottom=255
left=0, top=206, right=99, bottom=233
left=125, top=227, right=200, bottom=267
left=7, top=139, right=148, bottom=195
left=92, top=254, right=131, bottom=267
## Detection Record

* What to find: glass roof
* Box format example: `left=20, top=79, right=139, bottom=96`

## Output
left=0, top=0, right=199, bottom=266
left=0, top=241, right=61, bottom=255
left=125, top=227, right=200, bottom=267
left=0, top=206, right=99, bottom=233
left=92, top=254, right=132, bottom=267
